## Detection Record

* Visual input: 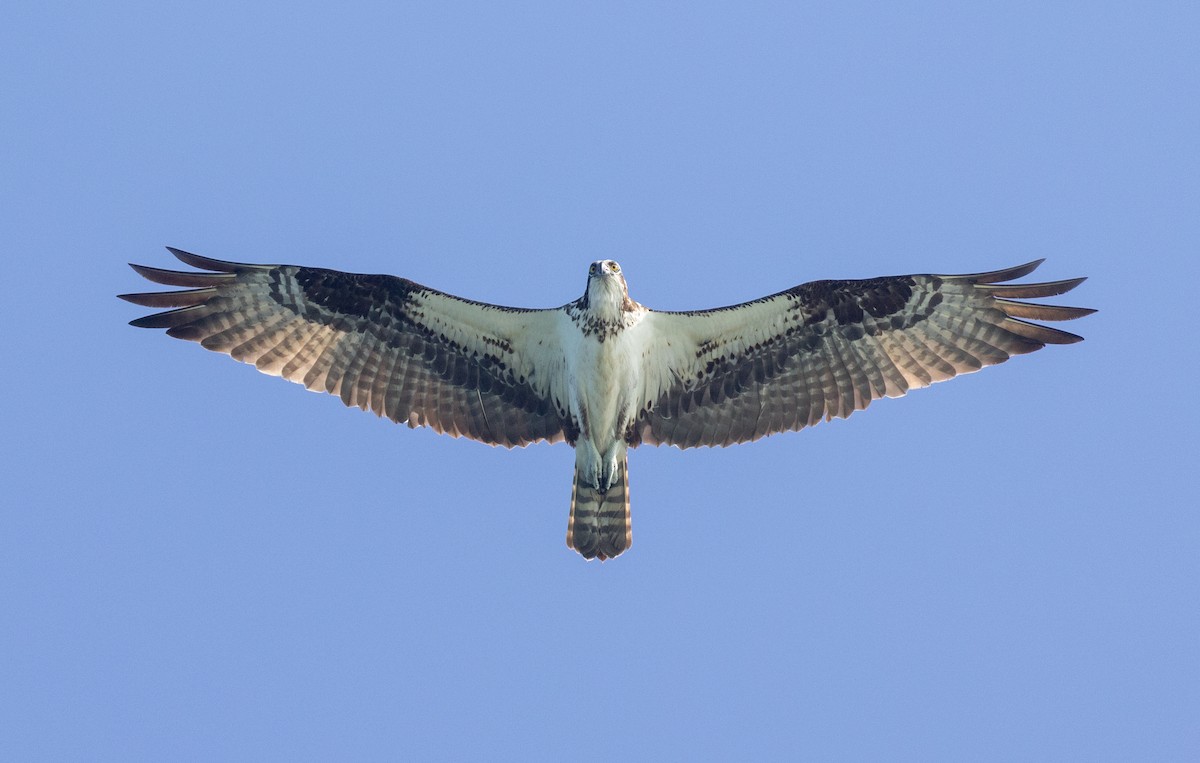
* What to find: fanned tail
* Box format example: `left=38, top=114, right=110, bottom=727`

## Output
left=567, top=453, right=631, bottom=561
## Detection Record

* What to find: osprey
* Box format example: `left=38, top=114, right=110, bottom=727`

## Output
left=121, top=248, right=1092, bottom=560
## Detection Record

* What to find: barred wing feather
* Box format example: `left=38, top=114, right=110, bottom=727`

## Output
left=120, top=248, right=575, bottom=448
left=635, top=260, right=1093, bottom=448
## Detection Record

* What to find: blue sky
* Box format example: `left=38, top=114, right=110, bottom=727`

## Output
left=2, top=1, right=1197, bottom=759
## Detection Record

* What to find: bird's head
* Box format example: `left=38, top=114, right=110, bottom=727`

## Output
left=588, top=259, right=624, bottom=281
left=583, top=259, right=634, bottom=315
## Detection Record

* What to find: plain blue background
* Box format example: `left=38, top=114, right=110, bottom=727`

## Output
left=3, top=1, right=1197, bottom=759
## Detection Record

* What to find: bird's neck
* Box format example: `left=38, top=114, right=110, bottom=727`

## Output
left=585, top=277, right=632, bottom=320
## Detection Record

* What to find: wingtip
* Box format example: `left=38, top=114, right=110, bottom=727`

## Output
left=955, top=259, right=1047, bottom=284
left=165, top=245, right=196, bottom=264
left=976, top=275, right=1089, bottom=299
left=1050, top=329, right=1086, bottom=344
left=165, top=246, right=247, bottom=273
left=1009, top=258, right=1047, bottom=274
left=1001, top=317, right=1087, bottom=345
left=1054, top=275, right=1088, bottom=293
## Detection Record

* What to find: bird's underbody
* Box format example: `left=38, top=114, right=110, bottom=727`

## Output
left=121, top=249, right=1092, bottom=560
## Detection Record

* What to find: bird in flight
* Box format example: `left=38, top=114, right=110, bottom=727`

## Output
left=121, top=248, right=1092, bottom=560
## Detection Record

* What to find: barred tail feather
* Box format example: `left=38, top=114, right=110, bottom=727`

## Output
left=567, top=454, right=632, bottom=561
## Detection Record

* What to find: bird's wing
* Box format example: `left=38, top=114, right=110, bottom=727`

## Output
left=633, top=260, right=1092, bottom=448
left=121, top=248, right=575, bottom=447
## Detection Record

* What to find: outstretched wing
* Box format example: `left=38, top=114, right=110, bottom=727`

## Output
left=121, top=248, right=576, bottom=447
left=634, top=260, right=1092, bottom=448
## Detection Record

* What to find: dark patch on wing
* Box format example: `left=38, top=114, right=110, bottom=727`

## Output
left=788, top=276, right=918, bottom=326
left=290, top=267, right=420, bottom=321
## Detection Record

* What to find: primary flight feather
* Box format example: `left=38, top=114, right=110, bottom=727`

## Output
left=121, top=248, right=1092, bottom=560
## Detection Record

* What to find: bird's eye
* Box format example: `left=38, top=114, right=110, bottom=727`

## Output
left=610, top=262, right=620, bottom=272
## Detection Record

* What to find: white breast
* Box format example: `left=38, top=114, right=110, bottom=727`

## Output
left=561, top=313, right=651, bottom=452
